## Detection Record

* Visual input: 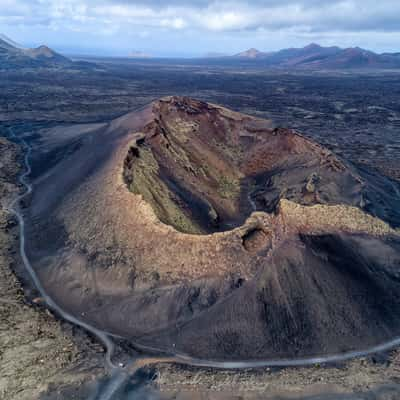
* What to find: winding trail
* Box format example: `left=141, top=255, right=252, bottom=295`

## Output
left=5, top=127, right=400, bottom=399
left=5, top=128, right=117, bottom=371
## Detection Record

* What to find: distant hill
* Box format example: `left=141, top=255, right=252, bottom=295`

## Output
left=234, top=48, right=269, bottom=59
left=0, top=35, right=73, bottom=69
left=230, top=43, right=400, bottom=69
left=128, top=50, right=152, bottom=59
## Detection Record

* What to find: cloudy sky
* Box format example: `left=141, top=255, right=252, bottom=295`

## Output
left=1, top=0, right=400, bottom=56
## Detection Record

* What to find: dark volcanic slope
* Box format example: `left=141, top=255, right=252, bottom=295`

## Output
left=24, top=96, right=400, bottom=361
left=144, top=233, right=400, bottom=360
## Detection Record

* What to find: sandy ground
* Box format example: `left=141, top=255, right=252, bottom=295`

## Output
left=156, top=354, right=400, bottom=398
left=0, top=137, right=104, bottom=400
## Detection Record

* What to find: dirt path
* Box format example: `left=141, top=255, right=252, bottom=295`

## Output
left=0, top=136, right=104, bottom=400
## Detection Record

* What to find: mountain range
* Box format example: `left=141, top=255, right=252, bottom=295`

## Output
left=230, top=43, right=400, bottom=69
left=0, top=34, right=72, bottom=69
left=2, top=34, right=400, bottom=70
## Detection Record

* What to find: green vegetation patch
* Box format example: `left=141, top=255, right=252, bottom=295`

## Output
left=217, top=175, right=241, bottom=200
left=127, top=146, right=204, bottom=234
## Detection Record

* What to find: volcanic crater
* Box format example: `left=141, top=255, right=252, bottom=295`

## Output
left=123, top=97, right=398, bottom=234
left=25, top=96, right=400, bottom=360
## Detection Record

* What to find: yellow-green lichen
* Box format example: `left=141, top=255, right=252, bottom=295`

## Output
left=128, top=147, right=204, bottom=234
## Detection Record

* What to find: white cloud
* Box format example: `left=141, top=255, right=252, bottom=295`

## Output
left=1, top=0, right=400, bottom=33
left=199, top=11, right=248, bottom=31
left=160, top=17, right=186, bottom=29
left=1, top=0, right=400, bottom=54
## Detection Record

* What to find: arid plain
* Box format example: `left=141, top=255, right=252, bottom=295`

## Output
left=1, top=58, right=400, bottom=400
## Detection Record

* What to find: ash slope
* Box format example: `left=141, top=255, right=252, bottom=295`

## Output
left=25, top=97, right=400, bottom=360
